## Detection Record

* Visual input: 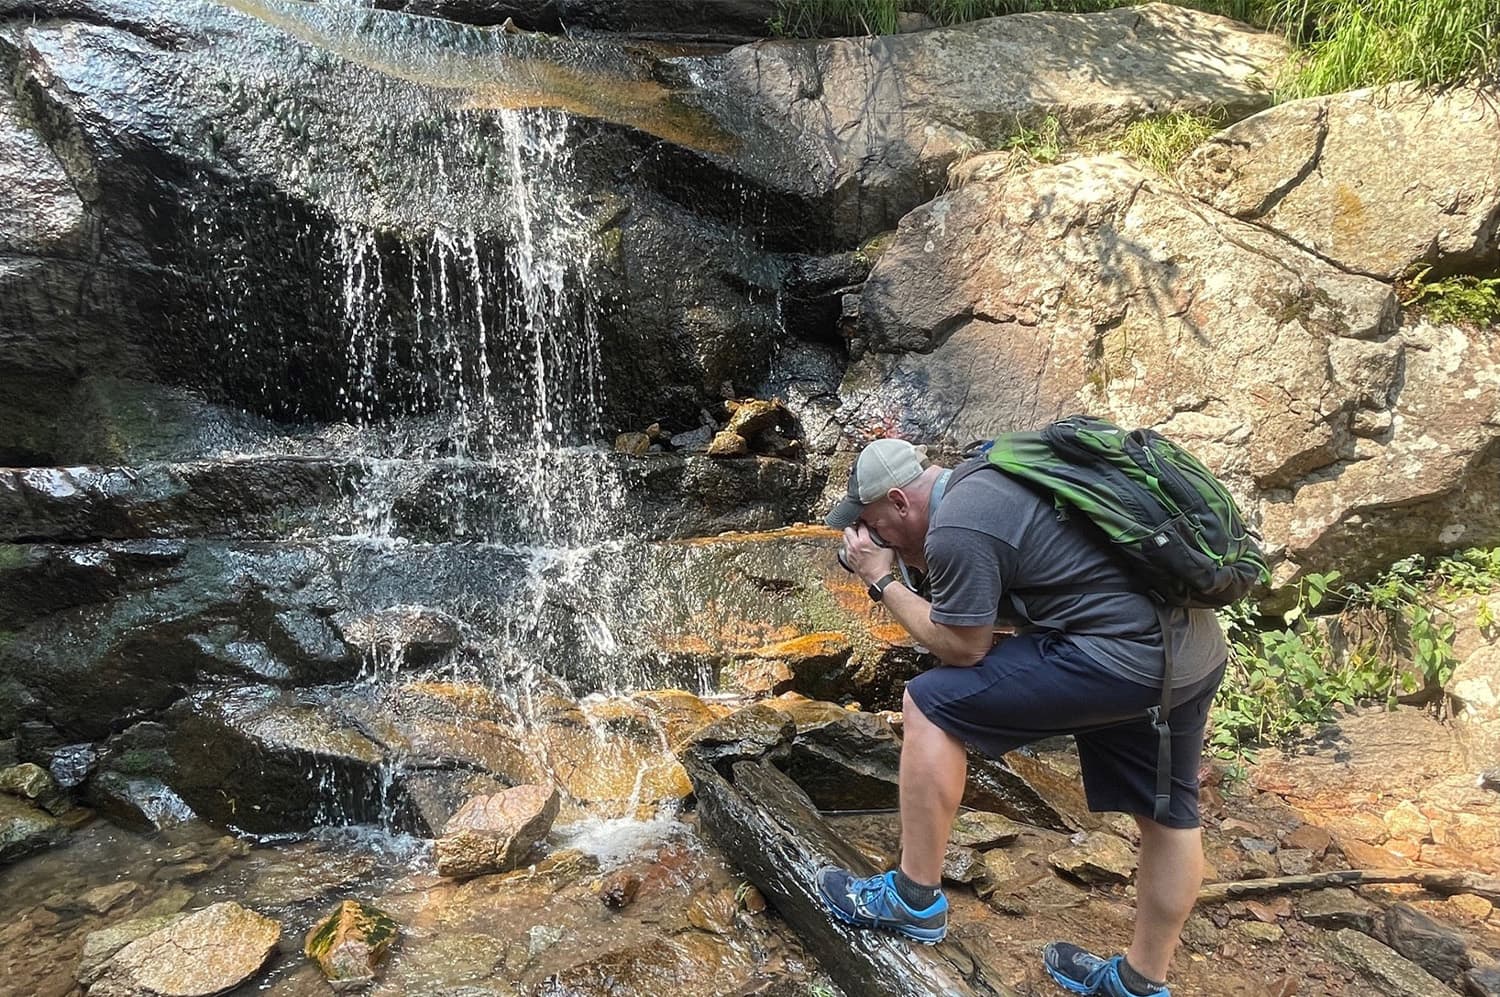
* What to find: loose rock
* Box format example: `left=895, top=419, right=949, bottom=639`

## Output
left=1329, top=928, right=1449, bottom=997
left=434, top=784, right=560, bottom=878
left=304, top=899, right=399, bottom=992
left=1048, top=832, right=1137, bottom=885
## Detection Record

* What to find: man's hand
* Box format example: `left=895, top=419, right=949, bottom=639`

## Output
left=841, top=524, right=896, bottom=585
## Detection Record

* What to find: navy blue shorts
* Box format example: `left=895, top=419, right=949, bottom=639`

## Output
left=906, top=631, right=1225, bottom=829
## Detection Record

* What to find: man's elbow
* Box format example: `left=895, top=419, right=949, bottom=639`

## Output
left=938, top=641, right=989, bottom=668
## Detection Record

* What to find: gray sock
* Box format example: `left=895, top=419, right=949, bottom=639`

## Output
left=1119, top=958, right=1166, bottom=996
left=893, top=869, right=941, bottom=909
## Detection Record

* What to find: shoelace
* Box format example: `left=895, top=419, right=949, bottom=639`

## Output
left=852, top=874, right=896, bottom=917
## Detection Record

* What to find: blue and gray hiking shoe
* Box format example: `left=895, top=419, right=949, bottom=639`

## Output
left=1043, top=943, right=1169, bottom=996
left=815, top=867, right=948, bottom=944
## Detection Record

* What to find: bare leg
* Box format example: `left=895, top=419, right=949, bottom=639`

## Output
left=897, top=688, right=968, bottom=886
left=1125, top=816, right=1204, bottom=981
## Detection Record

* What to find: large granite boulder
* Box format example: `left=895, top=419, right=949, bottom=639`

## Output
left=1180, top=84, right=1500, bottom=280
left=844, top=153, right=1500, bottom=587
left=706, top=3, right=1287, bottom=242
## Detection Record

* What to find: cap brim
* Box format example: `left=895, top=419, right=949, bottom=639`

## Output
left=824, top=496, right=864, bottom=529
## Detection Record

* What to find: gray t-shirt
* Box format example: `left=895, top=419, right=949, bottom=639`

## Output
left=924, top=458, right=1227, bottom=688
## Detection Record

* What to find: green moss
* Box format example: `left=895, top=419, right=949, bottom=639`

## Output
left=0, top=546, right=29, bottom=571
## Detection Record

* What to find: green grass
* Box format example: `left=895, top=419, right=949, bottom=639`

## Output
left=1112, top=109, right=1225, bottom=173
left=1402, top=266, right=1500, bottom=328
left=1271, top=0, right=1500, bottom=98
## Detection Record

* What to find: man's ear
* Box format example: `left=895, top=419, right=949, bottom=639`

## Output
left=887, top=487, right=909, bottom=514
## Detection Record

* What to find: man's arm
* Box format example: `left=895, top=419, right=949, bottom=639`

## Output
left=879, top=580, right=993, bottom=667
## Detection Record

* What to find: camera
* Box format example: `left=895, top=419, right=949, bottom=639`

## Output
left=836, top=527, right=889, bottom=572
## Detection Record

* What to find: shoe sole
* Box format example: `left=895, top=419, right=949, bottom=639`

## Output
left=816, top=880, right=947, bottom=945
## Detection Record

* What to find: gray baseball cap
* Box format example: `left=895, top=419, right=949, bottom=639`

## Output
left=824, top=438, right=931, bottom=528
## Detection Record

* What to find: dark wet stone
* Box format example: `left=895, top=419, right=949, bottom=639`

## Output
left=1379, top=903, right=1473, bottom=984
left=1467, top=965, right=1500, bottom=997
left=336, top=606, right=463, bottom=668
left=47, top=743, right=100, bottom=790
left=683, top=704, right=794, bottom=766
left=162, top=687, right=402, bottom=834
left=87, top=771, right=197, bottom=832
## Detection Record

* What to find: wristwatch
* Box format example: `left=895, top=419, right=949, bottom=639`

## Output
left=867, top=572, right=899, bottom=603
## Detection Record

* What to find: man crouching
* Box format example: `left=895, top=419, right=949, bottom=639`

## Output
left=816, top=438, right=1226, bottom=997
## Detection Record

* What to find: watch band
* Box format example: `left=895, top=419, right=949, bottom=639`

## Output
left=867, top=572, right=898, bottom=603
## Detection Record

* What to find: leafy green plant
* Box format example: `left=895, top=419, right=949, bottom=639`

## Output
left=1214, top=548, right=1500, bottom=761
left=1401, top=267, right=1500, bottom=328
left=1112, top=109, right=1226, bottom=174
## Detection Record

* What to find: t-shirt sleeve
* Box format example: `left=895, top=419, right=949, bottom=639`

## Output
left=924, top=525, right=1017, bottom=627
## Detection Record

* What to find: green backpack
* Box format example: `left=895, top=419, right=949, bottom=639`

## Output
left=959, top=415, right=1269, bottom=824
left=965, top=415, right=1269, bottom=608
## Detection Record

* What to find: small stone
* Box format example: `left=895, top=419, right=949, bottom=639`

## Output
left=1283, top=824, right=1333, bottom=856
left=78, top=881, right=141, bottom=915
left=941, top=845, right=984, bottom=884
left=1380, top=902, right=1471, bottom=983
left=153, top=861, right=213, bottom=883
left=1237, top=921, right=1284, bottom=944
left=973, top=849, right=1016, bottom=897
left=668, top=426, right=713, bottom=451
left=1449, top=894, right=1494, bottom=921
left=0, top=763, right=69, bottom=815
left=687, top=888, right=739, bottom=934
left=723, top=398, right=787, bottom=439
left=1048, top=832, right=1137, bottom=885
left=1181, top=914, right=1222, bottom=952
left=527, top=924, right=565, bottom=958
left=949, top=811, right=1022, bottom=849
left=1339, top=839, right=1413, bottom=869
left=1467, top=965, right=1500, bottom=997
left=303, top=899, right=398, bottom=992
left=1383, top=801, right=1432, bottom=842
left=598, top=870, right=641, bottom=910
left=1277, top=847, right=1315, bottom=876
left=0, top=794, right=64, bottom=862
left=706, top=430, right=749, bottom=458
left=613, top=432, right=651, bottom=456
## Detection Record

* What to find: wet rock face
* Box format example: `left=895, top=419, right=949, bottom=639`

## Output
left=84, top=901, right=281, bottom=997
left=1180, top=84, right=1500, bottom=281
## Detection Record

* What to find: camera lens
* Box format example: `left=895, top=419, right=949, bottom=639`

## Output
left=836, top=547, right=853, bottom=573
